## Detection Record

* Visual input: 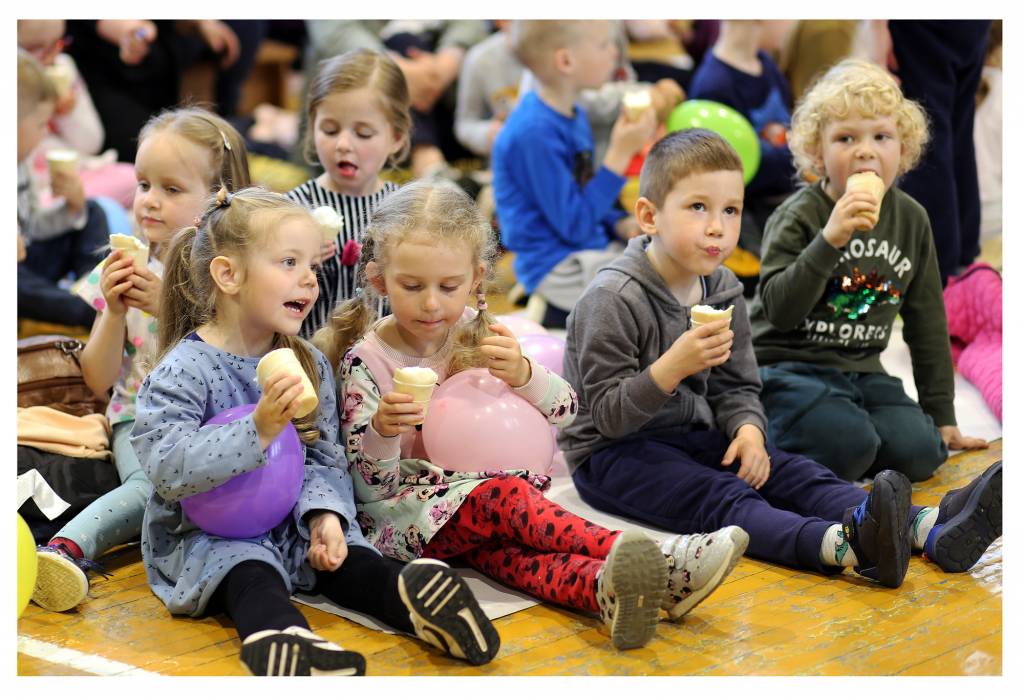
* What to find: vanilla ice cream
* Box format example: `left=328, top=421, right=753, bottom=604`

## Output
left=392, top=366, right=438, bottom=424
left=107, top=233, right=150, bottom=269
left=622, top=89, right=653, bottom=121
left=311, top=206, right=343, bottom=244
left=690, top=304, right=734, bottom=330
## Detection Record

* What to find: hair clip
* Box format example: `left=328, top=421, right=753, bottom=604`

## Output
left=215, top=188, right=233, bottom=208
left=354, top=286, right=363, bottom=296
left=218, top=129, right=232, bottom=151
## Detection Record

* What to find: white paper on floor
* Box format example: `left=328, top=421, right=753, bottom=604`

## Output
left=293, top=566, right=541, bottom=631
left=298, top=317, right=1001, bottom=628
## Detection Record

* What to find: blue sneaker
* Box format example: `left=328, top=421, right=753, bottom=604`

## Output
left=925, top=460, right=1002, bottom=572
left=31, top=544, right=110, bottom=612
left=843, top=470, right=912, bottom=588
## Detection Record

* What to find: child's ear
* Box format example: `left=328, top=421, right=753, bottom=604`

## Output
left=634, top=196, right=659, bottom=235
left=365, top=261, right=386, bottom=295
left=471, top=262, right=487, bottom=289
left=209, top=255, right=242, bottom=295
left=554, top=47, right=573, bottom=74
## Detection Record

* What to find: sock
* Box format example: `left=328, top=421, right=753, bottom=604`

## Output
left=819, top=524, right=858, bottom=568
left=48, top=537, right=84, bottom=560
left=911, top=507, right=938, bottom=551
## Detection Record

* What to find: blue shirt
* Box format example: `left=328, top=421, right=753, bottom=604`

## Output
left=492, top=91, right=626, bottom=293
left=689, top=50, right=795, bottom=197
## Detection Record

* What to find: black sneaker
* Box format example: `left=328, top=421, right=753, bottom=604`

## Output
left=843, top=470, right=912, bottom=588
left=925, top=460, right=1002, bottom=572
left=399, top=559, right=500, bottom=665
left=239, top=626, right=365, bottom=676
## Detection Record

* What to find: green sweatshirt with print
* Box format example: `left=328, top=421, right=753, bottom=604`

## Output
left=749, top=183, right=956, bottom=427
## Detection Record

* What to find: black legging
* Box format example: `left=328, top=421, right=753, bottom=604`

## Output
left=209, top=546, right=414, bottom=641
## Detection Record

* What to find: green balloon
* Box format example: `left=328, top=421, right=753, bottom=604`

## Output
left=666, top=100, right=762, bottom=184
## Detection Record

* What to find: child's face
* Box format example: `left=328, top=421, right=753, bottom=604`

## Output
left=369, top=235, right=483, bottom=354
left=567, top=21, right=619, bottom=90
left=640, top=169, right=744, bottom=281
left=133, top=131, right=214, bottom=246
left=817, top=113, right=902, bottom=201
left=237, top=216, right=321, bottom=339
left=313, top=87, right=405, bottom=197
left=17, top=100, right=54, bottom=162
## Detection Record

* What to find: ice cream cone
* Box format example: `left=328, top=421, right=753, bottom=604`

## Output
left=311, top=206, right=343, bottom=244
left=45, top=63, right=74, bottom=97
left=846, top=171, right=885, bottom=229
left=690, top=304, right=734, bottom=331
left=256, top=348, right=320, bottom=417
left=622, top=89, right=653, bottom=121
left=392, top=367, right=438, bottom=425
left=46, top=148, right=79, bottom=178
left=107, top=233, right=150, bottom=269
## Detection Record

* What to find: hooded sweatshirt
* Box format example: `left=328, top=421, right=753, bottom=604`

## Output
left=559, top=235, right=767, bottom=471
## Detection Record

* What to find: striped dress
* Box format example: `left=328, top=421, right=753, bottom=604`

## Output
left=286, top=178, right=398, bottom=338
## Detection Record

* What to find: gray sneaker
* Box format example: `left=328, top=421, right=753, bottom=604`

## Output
left=595, top=530, right=668, bottom=650
left=660, top=526, right=749, bottom=620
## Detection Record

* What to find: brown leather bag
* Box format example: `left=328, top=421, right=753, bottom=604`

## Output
left=17, top=335, right=109, bottom=417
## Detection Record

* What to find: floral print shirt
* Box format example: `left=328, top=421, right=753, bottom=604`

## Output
left=339, top=314, right=578, bottom=561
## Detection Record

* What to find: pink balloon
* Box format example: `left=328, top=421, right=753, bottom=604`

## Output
left=422, top=368, right=555, bottom=474
left=181, top=404, right=304, bottom=539
left=495, top=314, right=548, bottom=339
left=519, top=333, right=566, bottom=377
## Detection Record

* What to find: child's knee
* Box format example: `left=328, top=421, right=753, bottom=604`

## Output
left=879, top=428, right=948, bottom=482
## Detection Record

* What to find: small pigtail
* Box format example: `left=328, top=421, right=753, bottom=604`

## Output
left=448, top=279, right=497, bottom=376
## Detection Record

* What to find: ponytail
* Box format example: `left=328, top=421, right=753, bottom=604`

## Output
left=157, top=225, right=211, bottom=363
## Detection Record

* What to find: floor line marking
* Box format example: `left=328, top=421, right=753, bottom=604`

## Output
left=17, top=636, right=162, bottom=676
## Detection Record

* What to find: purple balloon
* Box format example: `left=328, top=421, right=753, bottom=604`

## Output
left=180, top=403, right=304, bottom=539
left=519, top=334, right=566, bottom=377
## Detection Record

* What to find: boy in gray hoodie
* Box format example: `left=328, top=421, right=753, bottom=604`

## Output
left=561, top=129, right=1000, bottom=586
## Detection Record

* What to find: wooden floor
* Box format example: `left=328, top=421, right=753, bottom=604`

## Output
left=17, top=441, right=1001, bottom=676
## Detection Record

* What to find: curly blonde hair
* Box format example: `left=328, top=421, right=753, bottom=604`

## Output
left=789, top=59, right=929, bottom=181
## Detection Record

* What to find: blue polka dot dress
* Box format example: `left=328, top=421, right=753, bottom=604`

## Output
left=130, top=336, right=372, bottom=617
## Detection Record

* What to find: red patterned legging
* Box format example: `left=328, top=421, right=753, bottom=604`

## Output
left=420, top=476, right=620, bottom=613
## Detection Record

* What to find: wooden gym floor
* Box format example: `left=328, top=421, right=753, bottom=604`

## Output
left=17, top=440, right=1002, bottom=676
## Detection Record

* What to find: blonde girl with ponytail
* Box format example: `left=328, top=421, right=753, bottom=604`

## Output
left=328, top=179, right=738, bottom=651
left=131, top=185, right=499, bottom=675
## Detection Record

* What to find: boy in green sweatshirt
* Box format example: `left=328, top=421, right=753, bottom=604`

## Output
left=750, top=59, right=987, bottom=485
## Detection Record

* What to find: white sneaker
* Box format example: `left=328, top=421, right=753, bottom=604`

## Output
left=595, top=530, right=668, bottom=650
left=399, top=558, right=500, bottom=665
left=660, top=526, right=749, bottom=620
left=239, top=626, right=365, bottom=676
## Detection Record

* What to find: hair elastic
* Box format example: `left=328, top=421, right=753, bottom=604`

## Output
left=476, top=292, right=488, bottom=311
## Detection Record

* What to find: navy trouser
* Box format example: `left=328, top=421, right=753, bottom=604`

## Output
left=573, top=430, right=868, bottom=573
left=17, top=200, right=109, bottom=328
left=759, top=362, right=948, bottom=483
left=889, top=20, right=991, bottom=283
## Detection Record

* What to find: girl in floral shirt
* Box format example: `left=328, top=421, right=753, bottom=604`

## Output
left=321, top=180, right=749, bottom=650
left=32, top=108, right=250, bottom=614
